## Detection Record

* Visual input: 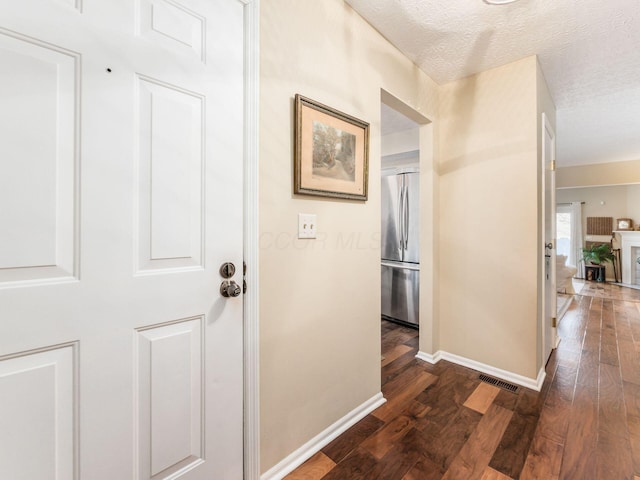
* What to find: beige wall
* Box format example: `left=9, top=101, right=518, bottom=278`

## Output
left=556, top=159, right=640, bottom=280
left=629, top=186, right=640, bottom=222
left=556, top=185, right=640, bottom=281
left=557, top=184, right=640, bottom=234
left=437, top=56, right=540, bottom=379
left=259, top=0, right=438, bottom=472
left=557, top=159, right=640, bottom=187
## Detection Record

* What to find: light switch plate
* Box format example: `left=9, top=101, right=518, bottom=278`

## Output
left=298, top=213, right=317, bottom=239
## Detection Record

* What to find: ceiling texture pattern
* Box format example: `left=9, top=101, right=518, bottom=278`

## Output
left=346, top=0, right=640, bottom=166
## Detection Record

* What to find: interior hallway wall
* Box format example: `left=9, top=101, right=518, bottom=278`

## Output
left=259, top=0, right=439, bottom=472
left=438, top=56, right=541, bottom=381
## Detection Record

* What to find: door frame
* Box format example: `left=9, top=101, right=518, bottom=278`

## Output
left=243, top=0, right=261, bottom=478
left=540, top=112, right=557, bottom=365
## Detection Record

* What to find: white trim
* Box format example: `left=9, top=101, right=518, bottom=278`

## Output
left=535, top=366, right=546, bottom=389
left=415, top=350, right=441, bottom=364
left=260, top=393, right=386, bottom=480
left=617, top=231, right=640, bottom=285
left=243, top=0, right=260, bottom=479
left=416, top=350, right=546, bottom=392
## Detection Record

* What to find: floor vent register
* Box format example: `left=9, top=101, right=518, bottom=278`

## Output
left=478, top=373, right=519, bottom=393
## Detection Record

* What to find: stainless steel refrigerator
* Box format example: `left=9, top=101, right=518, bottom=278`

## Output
left=381, top=170, right=419, bottom=327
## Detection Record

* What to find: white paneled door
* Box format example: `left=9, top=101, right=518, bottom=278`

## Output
left=0, top=1, right=245, bottom=479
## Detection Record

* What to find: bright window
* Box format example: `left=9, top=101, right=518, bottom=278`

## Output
left=556, top=209, right=571, bottom=258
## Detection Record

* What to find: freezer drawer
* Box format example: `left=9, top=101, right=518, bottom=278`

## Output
left=381, top=263, right=419, bottom=327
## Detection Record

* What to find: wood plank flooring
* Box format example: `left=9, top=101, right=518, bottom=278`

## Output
left=287, top=282, right=640, bottom=479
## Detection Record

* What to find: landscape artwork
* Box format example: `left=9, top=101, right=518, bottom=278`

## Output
left=294, top=94, right=369, bottom=200
left=311, top=121, right=356, bottom=182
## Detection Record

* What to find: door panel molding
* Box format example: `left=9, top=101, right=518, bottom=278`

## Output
left=0, top=342, right=78, bottom=480
left=137, top=0, right=206, bottom=62
left=135, top=316, right=204, bottom=479
left=0, top=29, right=80, bottom=287
left=134, top=73, right=205, bottom=274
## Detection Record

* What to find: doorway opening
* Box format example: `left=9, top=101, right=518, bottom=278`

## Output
left=380, top=102, right=420, bottom=332
left=379, top=90, right=434, bottom=381
left=380, top=95, right=425, bottom=378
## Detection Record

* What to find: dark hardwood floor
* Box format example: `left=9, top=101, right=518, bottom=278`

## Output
left=287, top=283, right=640, bottom=480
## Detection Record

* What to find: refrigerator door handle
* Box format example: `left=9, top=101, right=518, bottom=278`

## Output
left=397, top=183, right=405, bottom=254
left=403, top=183, right=409, bottom=251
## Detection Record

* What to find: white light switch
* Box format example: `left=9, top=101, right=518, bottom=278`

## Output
left=298, top=213, right=317, bottom=239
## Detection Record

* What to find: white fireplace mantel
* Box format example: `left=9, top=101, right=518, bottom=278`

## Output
left=616, top=231, right=640, bottom=285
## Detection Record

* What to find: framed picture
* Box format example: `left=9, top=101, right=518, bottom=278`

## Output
left=616, top=218, right=633, bottom=231
left=294, top=94, right=369, bottom=200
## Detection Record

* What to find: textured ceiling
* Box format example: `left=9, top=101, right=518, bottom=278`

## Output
left=348, top=0, right=640, bottom=166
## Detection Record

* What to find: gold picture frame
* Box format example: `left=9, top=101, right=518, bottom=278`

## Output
left=294, top=94, right=369, bottom=200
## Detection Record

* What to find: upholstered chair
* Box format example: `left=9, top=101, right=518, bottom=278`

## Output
left=556, top=254, right=577, bottom=294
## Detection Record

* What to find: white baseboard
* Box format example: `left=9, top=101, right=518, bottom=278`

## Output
left=416, top=350, right=546, bottom=392
left=415, top=350, right=442, bottom=364
left=260, top=393, right=386, bottom=480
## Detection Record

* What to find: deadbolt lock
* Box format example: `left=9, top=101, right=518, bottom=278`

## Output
left=220, top=262, right=236, bottom=279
